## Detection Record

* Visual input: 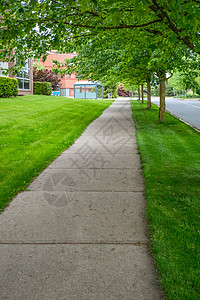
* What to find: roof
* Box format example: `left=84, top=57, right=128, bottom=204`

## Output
left=74, top=81, right=102, bottom=86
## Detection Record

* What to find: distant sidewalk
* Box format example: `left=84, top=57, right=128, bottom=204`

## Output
left=0, top=99, right=163, bottom=299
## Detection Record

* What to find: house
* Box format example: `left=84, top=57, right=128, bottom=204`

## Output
left=0, top=59, right=33, bottom=95
left=38, top=51, right=83, bottom=97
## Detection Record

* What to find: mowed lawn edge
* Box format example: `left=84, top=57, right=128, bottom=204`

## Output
left=0, top=95, right=113, bottom=211
left=131, top=100, right=200, bottom=300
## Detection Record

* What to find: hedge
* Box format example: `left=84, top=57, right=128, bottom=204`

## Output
left=0, top=77, right=18, bottom=98
left=33, top=81, right=52, bottom=95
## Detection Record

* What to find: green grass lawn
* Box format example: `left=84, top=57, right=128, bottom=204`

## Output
left=131, top=100, right=200, bottom=300
left=0, top=95, right=113, bottom=211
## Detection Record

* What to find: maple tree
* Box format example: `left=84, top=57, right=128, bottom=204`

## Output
left=0, top=0, right=199, bottom=121
left=0, top=0, right=199, bottom=65
left=33, top=67, right=61, bottom=91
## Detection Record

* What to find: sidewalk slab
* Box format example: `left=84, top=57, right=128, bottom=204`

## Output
left=86, top=119, right=135, bottom=129
left=65, top=141, right=139, bottom=155
left=28, top=169, right=145, bottom=192
left=0, top=191, right=148, bottom=243
left=49, top=153, right=142, bottom=169
left=0, top=244, right=162, bottom=300
left=72, top=137, right=136, bottom=145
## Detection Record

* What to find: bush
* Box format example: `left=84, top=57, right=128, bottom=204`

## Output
left=118, top=84, right=131, bottom=97
left=0, top=77, right=18, bottom=98
left=33, top=81, right=52, bottom=95
left=33, top=67, right=61, bottom=91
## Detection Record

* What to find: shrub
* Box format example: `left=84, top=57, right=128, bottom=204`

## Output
left=118, top=84, right=131, bottom=97
left=33, top=82, right=52, bottom=95
left=33, top=67, right=60, bottom=91
left=0, top=77, right=18, bottom=98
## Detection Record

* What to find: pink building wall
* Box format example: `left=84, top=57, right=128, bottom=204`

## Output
left=38, top=51, right=84, bottom=97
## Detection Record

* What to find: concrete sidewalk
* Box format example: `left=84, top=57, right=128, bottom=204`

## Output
left=0, top=99, right=162, bottom=299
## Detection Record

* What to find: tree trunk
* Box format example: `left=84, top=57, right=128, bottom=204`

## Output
left=193, top=88, right=195, bottom=97
left=141, top=84, right=144, bottom=103
left=147, top=80, right=151, bottom=108
left=138, top=85, right=140, bottom=100
left=159, top=75, right=166, bottom=122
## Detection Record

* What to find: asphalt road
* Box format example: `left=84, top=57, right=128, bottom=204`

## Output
left=151, top=97, right=200, bottom=130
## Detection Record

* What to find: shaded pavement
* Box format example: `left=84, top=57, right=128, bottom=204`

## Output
left=0, top=99, right=162, bottom=299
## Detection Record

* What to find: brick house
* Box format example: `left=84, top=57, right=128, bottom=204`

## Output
left=0, top=59, right=33, bottom=95
left=38, top=51, right=84, bottom=97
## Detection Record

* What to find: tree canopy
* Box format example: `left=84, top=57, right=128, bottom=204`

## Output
left=1, top=0, right=199, bottom=121
left=0, top=0, right=200, bottom=67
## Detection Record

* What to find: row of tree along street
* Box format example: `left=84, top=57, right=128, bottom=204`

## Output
left=135, top=68, right=200, bottom=100
left=0, top=0, right=200, bottom=121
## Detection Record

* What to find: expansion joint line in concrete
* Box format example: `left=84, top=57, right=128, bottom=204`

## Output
left=0, top=241, right=149, bottom=246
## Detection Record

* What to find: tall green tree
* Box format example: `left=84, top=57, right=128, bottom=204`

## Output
left=1, top=0, right=199, bottom=121
left=54, top=29, right=190, bottom=121
left=0, top=0, right=200, bottom=66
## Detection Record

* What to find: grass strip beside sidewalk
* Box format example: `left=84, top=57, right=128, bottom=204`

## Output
left=0, top=95, right=113, bottom=211
left=131, top=100, right=200, bottom=299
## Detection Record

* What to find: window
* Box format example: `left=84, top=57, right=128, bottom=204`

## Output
left=17, top=59, right=30, bottom=90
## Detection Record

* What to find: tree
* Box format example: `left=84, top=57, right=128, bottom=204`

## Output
left=97, top=85, right=118, bottom=99
left=52, top=30, right=155, bottom=109
left=168, top=56, right=200, bottom=96
left=54, top=28, right=191, bottom=121
left=33, top=62, right=45, bottom=70
left=33, top=68, right=61, bottom=91
left=1, top=0, right=198, bottom=121
left=0, top=0, right=200, bottom=68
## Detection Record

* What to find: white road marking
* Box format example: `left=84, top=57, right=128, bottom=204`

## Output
left=183, top=103, right=200, bottom=109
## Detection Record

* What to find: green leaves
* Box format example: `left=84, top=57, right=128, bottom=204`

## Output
left=30, top=0, right=37, bottom=7
left=0, top=0, right=199, bottom=78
